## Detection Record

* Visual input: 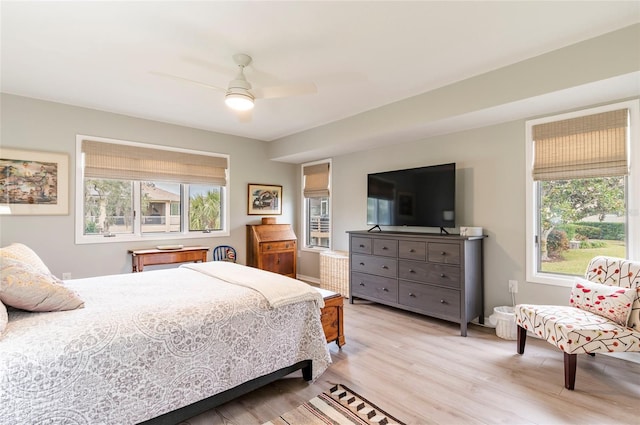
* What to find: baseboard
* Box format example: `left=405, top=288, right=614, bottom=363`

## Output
left=471, top=316, right=495, bottom=328
left=297, top=274, right=320, bottom=286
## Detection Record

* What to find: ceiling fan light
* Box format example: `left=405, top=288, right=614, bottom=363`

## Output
left=225, top=92, right=254, bottom=111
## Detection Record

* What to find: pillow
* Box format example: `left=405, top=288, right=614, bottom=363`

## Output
left=570, top=277, right=636, bottom=326
left=0, top=299, right=7, bottom=337
left=0, top=257, right=84, bottom=312
left=0, top=243, right=51, bottom=275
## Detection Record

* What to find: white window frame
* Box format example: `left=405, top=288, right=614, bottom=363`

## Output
left=301, top=158, right=332, bottom=252
left=525, top=99, right=640, bottom=287
left=75, top=135, right=230, bottom=244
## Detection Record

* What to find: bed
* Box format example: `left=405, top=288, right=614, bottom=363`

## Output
left=0, top=252, right=331, bottom=424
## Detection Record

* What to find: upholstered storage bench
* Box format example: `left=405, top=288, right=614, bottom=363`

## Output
left=316, top=288, right=346, bottom=347
left=515, top=256, right=640, bottom=390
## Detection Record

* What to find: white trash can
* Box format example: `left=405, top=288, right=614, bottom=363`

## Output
left=489, top=306, right=517, bottom=340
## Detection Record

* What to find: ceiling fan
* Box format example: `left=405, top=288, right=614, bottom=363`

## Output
left=152, top=53, right=317, bottom=120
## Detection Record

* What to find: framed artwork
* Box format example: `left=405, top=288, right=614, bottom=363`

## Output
left=0, top=148, right=69, bottom=215
left=248, top=183, right=282, bottom=215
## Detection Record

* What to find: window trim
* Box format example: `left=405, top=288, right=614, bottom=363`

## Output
left=525, top=99, right=640, bottom=287
left=75, top=135, right=230, bottom=244
left=301, top=159, right=332, bottom=252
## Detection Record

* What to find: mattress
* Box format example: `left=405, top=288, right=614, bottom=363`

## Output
left=0, top=264, right=331, bottom=424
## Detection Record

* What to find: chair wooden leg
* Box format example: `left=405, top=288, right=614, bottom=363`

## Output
left=564, top=352, right=577, bottom=390
left=516, top=325, right=527, bottom=354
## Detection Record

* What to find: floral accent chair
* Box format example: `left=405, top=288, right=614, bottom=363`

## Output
left=514, top=256, right=640, bottom=390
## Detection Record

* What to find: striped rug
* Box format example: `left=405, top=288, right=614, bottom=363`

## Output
left=263, top=384, right=406, bottom=425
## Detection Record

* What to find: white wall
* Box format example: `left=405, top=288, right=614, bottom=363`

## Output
left=0, top=94, right=297, bottom=278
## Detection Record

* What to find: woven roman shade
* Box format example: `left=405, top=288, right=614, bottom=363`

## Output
left=82, top=140, right=228, bottom=185
left=532, top=109, right=629, bottom=181
left=303, top=163, right=330, bottom=197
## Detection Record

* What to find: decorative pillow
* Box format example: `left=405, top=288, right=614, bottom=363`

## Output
left=0, top=243, right=52, bottom=275
left=570, top=277, right=636, bottom=326
left=0, top=257, right=84, bottom=312
left=0, top=299, right=7, bottom=337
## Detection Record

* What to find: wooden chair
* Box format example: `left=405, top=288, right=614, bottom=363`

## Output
left=212, top=245, right=236, bottom=262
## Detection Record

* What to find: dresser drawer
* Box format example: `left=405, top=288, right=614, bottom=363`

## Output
left=373, top=238, right=398, bottom=257
left=398, top=261, right=461, bottom=288
left=427, top=242, right=460, bottom=265
left=260, top=240, right=296, bottom=252
left=351, top=272, right=398, bottom=303
left=351, top=237, right=372, bottom=254
left=351, top=254, right=397, bottom=278
left=398, top=281, right=460, bottom=320
left=398, top=240, right=426, bottom=261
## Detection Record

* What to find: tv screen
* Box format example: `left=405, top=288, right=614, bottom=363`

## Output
left=367, top=163, right=455, bottom=229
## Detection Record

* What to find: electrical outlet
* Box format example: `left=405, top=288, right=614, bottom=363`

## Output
left=508, top=279, right=518, bottom=293
left=62, top=272, right=72, bottom=280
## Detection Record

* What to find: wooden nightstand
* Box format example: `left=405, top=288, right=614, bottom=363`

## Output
left=128, top=246, right=209, bottom=272
left=317, top=288, right=346, bottom=347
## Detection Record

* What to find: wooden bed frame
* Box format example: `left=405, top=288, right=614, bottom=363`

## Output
left=140, top=360, right=313, bottom=424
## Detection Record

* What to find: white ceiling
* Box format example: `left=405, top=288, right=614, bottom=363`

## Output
left=2, top=1, right=639, bottom=144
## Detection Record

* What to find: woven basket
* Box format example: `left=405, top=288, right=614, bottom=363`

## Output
left=320, top=250, right=349, bottom=297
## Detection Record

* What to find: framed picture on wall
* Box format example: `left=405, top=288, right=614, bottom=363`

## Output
left=248, top=183, right=282, bottom=215
left=0, top=147, right=69, bottom=215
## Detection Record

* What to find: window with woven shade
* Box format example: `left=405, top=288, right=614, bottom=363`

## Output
left=75, top=136, right=230, bottom=244
left=302, top=160, right=331, bottom=249
left=526, top=100, right=639, bottom=287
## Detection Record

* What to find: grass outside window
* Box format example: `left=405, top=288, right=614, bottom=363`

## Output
left=541, top=240, right=626, bottom=275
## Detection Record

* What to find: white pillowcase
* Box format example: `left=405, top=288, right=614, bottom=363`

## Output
left=0, top=257, right=84, bottom=312
left=570, top=277, right=636, bottom=326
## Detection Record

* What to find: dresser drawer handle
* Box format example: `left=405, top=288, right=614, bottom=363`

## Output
left=409, top=248, right=415, bottom=253
left=381, top=265, right=388, bottom=269
left=440, top=273, right=445, bottom=278
left=359, top=244, right=365, bottom=248
left=441, top=251, right=446, bottom=255
left=409, top=269, right=415, bottom=273
left=359, top=262, right=365, bottom=266
left=382, top=246, right=388, bottom=250
left=359, top=282, right=365, bottom=286
left=409, top=292, right=416, bottom=297
left=440, top=299, right=447, bottom=304
left=382, top=287, right=389, bottom=292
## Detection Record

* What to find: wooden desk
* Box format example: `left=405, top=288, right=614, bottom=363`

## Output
left=129, top=246, right=209, bottom=272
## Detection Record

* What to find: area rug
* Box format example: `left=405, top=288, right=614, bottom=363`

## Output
left=263, top=384, right=406, bottom=425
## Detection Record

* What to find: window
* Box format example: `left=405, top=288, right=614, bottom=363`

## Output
left=76, top=136, right=229, bottom=244
left=525, top=100, right=639, bottom=286
left=302, top=160, right=331, bottom=249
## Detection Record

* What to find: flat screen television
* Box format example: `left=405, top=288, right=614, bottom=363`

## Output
left=367, top=163, right=455, bottom=231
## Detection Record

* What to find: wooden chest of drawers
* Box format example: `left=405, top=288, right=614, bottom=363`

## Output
left=246, top=224, right=297, bottom=277
left=317, top=288, right=345, bottom=347
left=348, top=230, right=485, bottom=336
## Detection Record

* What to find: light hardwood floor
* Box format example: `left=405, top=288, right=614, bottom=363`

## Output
left=183, top=301, right=640, bottom=425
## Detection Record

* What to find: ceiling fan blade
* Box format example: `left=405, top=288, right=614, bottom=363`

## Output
left=252, top=82, right=317, bottom=99
left=149, top=71, right=226, bottom=92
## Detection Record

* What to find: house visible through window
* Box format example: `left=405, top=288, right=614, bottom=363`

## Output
left=76, top=136, right=229, bottom=244
left=302, top=160, right=331, bottom=249
left=526, top=100, right=639, bottom=286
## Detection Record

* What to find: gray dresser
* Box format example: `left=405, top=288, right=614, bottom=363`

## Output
left=348, top=230, right=485, bottom=336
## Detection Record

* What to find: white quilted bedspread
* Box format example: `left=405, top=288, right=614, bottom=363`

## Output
left=0, top=266, right=331, bottom=424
